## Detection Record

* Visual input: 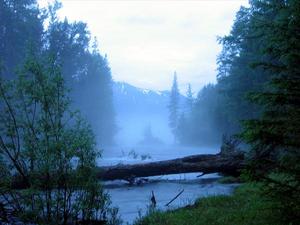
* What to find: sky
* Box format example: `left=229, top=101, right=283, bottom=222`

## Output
left=39, top=0, right=248, bottom=93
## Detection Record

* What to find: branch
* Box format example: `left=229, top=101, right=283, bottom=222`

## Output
left=165, top=189, right=184, bottom=207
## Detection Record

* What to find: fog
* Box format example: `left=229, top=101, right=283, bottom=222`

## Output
left=34, top=0, right=249, bottom=151
left=2, top=0, right=298, bottom=224
left=1, top=0, right=248, bottom=224
left=115, top=114, right=172, bottom=147
left=112, top=81, right=174, bottom=147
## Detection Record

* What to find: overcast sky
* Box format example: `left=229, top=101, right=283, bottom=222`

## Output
left=39, top=0, right=248, bottom=93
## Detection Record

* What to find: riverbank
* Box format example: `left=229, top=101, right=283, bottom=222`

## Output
left=134, top=183, right=283, bottom=225
left=106, top=174, right=238, bottom=224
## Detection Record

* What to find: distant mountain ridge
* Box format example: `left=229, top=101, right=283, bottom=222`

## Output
left=113, top=81, right=186, bottom=115
left=113, top=81, right=188, bottom=144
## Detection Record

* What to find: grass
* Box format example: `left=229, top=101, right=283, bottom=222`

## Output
left=217, top=176, right=240, bottom=184
left=134, top=183, right=283, bottom=225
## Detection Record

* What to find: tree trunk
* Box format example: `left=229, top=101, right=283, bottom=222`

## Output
left=11, top=151, right=245, bottom=189
left=96, top=151, right=245, bottom=181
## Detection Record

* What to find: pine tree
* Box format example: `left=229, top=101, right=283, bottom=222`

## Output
left=176, top=84, right=193, bottom=145
left=186, top=83, right=194, bottom=113
left=241, top=0, right=300, bottom=223
left=47, top=16, right=117, bottom=146
left=168, top=72, right=180, bottom=142
left=216, top=5, right=271, bottom=134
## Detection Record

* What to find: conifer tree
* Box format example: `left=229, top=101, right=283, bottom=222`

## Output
left=241, top=0, right=300, bottom=222
left=168, top=72, right=180, bottom=142
left=186, top=83, right=194, bottom=113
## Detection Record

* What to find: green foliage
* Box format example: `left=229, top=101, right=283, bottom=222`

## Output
left=0, top=57, right=121, bottom=224
left=0, top=0, right=117, bottom=146
left=216, top=5, right=271, bottom=134
left=177, top=84, right=228, bottom=145
left=135, top=183, right=282, bottom=225
left=177, top=0, right=300, bottom=223
left=177, top=2, right=277, bottom=145
left=217, top=176, right=240, bottom=184
left=46, top=10, right=117, bottom=146
left=237, top=0, right=300, bottom=223
left=81, top=48, right=117, bottom=145
left=0, top=0, right=44, bottom=78
left=185, top=83, right=194, bottom=113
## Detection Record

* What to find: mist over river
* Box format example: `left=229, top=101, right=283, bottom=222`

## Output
left=98, top=145, right=239, bottom=224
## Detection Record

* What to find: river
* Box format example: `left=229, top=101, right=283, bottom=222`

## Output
left=99, top=145, right=239, bottom=224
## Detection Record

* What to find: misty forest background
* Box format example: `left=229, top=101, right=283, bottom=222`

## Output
left=0, top=0, right=299, bottom=224
left=0, top=0, right=276, bottom=148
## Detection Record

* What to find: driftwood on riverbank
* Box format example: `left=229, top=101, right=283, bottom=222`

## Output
left=96, top=150, right=245, bottom=182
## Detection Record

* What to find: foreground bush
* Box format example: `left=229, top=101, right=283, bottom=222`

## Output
left=0, top=57, right=121, bottom=224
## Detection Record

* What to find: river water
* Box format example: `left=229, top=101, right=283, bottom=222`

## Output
left=99, top=145, right=239, bottom=224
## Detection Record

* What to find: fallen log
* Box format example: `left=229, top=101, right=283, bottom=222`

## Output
left=96, top=151, right=245, bottom=181
left=10, top=151, right=245, bottom=189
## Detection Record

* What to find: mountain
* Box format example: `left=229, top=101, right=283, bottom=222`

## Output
left=113, top=82, right=186, bottom=115
left=113, top=82, right=187, bottom=145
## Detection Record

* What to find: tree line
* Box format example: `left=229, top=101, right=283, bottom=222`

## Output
left=169, top=0, right=299, bottom=223
left=0, top=0, right=120, bottom=224
left=0, top=0, right=116, bottom=146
